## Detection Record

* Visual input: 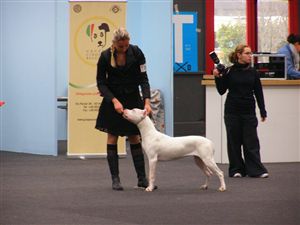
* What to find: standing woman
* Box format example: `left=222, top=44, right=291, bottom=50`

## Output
left=95, top=27, right=152, bottom=190
left=277, top=33, right=300, bottom=79
left=213, top=44, right=269, bottom=178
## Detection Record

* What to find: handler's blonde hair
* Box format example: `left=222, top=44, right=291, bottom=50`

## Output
left=110, top=27, right=130, bottom=67
left=112, top=27, right=130, bottom=42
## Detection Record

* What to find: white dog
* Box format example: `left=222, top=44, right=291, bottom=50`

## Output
left=123, top=108, right=226, bottom=192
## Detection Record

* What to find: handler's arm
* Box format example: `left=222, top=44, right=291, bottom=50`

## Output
left=135, top=46, right=151, bottom=115
left=96, top=52, right=115, bottom=102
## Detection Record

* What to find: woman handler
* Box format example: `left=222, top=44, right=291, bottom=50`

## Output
left=95, top=28, right=152, bottom=190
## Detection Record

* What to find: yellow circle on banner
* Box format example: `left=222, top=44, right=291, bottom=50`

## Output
left=74, top=17, right=118, bottom=67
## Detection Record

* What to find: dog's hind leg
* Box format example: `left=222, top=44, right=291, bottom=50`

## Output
left=194, top=156, right=212, bottom=190
left=202, top=158, right=226, bottom=192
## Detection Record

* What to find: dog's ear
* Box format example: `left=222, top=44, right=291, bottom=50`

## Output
left=142, top=109, right=147, bottom=117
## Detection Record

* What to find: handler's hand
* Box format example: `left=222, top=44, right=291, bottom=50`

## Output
left=144, top=98, right=152, bottom=116
left=112, top=98, right=124, bottom=114
left=261, top=117, right=267, bottom=122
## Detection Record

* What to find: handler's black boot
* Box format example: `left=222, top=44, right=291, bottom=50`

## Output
left=130, top=143, right=149, bottom=188
left=130, top=143, right=158, bottom=190
left=107, top=144, right=123, bottom=191
left=112, top=177, right=123, bottom=190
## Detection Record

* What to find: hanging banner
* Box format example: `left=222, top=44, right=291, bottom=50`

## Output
left=173, top=11, right=198, bottom=72
left=68, top=0, right=127, bottom=156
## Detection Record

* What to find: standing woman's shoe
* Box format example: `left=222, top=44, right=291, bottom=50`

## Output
left=233, top=173, right=242, bottom=178
left=259, top=173, right=269, bottom=178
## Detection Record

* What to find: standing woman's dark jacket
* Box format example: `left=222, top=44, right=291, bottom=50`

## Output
left=215, top=63, right=267, bottom=118
left=95, top=44, right=151, bottom=136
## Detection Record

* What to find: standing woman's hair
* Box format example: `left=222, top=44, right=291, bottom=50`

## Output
left=287, top=33, right=300, bottom=44
left=110, top=27, right=130, bottom=67
left=228, top=44, right=250, bottom=63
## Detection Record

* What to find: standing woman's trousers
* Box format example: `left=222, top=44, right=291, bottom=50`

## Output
left=224, top=114, right=268, bottom=177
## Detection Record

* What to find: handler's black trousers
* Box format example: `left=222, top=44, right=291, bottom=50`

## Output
left=224, top=114, right=268, bottom=177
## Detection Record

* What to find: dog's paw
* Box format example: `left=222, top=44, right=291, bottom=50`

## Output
left=145, top=187, right=153, bottom=192
left=218, top=187, right=226, bottom=192
left=200, top=185, right=208, bottom=190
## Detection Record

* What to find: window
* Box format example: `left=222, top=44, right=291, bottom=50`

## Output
left=257, top=0, right=288, bottom=53
left=214, top=0, right=246, bottom=66
left=206, top=0, right=297, bottom=74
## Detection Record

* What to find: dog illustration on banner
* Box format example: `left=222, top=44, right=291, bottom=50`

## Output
left=123, top=108, right=226, bottom=192
left=86, top=22, right=110, bottom=48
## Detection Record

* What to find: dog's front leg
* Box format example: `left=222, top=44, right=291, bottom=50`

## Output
left=146, top=157, right=157, bottom=192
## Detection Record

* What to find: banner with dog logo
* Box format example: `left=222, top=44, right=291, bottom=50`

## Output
left=68, top=0, right=127, bottom=156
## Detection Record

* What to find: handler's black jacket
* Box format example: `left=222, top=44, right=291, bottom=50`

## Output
left=215, top=63, right=267, bottom=118
left=96, top=44, right=150, bottom=102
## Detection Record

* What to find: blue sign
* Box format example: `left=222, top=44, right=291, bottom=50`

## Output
left=173, top=12, right=198, bottom=72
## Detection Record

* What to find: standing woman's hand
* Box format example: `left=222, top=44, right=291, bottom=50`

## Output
left=112, top=98, right=124, bottom=114
left=261, top=117, right=267, bottom=122
left=213, top=69, right=222, bottom=77
left=144, top=98, right=152, bottom=116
